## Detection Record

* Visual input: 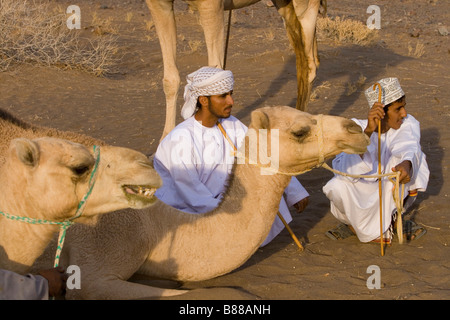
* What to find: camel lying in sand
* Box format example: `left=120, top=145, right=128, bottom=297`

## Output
left=0, top=110, right=162, bottom=274
left=34, top=106, right=369, bottom=299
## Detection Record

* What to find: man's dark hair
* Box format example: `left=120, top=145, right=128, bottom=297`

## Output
left=384, top=95, right=405, bottom=112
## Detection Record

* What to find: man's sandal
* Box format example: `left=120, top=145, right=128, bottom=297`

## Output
left=403, top=220, right=427, bottom=241
left=325, top=223, right=355, bottom=240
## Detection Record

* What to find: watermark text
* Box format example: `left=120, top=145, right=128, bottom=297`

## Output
left=366, top=5, right=381, bottom=30
left=66, top=5, right=81, bottom=30
left=366, top=265, right=381, bottom=289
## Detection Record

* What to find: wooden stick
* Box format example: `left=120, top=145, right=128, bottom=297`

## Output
left=397, top=183, right=404, bottom=244
left=277, top=212, right=304, bottom=251
left=373, top=83, right=384, bottom=256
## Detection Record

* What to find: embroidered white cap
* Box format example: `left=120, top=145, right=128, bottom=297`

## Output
left=364, top=77, right=405, bottom=107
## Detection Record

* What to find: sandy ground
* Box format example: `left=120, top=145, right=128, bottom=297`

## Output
left=0, top=0, right=448, bottom=300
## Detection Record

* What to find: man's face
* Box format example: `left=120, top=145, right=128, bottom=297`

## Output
left=206, top=91, right=234, bottom=119
left=385, top=98, right=407, bottom=130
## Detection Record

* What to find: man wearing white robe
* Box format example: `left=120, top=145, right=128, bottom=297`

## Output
left=154, top=66, right=309, bottom=246
left=323, top=78, right=429, bottom=243
left=0, top=267, right=67, bottom=299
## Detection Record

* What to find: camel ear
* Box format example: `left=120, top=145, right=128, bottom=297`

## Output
left=250, top=110, right=270, bottom=130
left=13, top=138, right=40, bottom=167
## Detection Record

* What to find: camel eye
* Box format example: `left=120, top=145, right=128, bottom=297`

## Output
left=72, top=165, right=90, bottom=176
left=292, top=126, right=310, bottom=140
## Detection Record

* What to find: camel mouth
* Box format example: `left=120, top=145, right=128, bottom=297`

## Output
left=340, top=144, right=368, bottom=154
left=122, top=185, right=158, bottom=202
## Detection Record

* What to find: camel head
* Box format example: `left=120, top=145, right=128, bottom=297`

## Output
left=0, top=137, right=162, bottom=223
left=246, top=106, right=370, bottom=175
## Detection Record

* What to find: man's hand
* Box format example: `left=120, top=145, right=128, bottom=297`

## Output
left=38, top=266, right=67, bottom=298
left=392, top=160, right=412, bottom=184
left=293, top=197, right=309, bottom=213
left=364, top=102, right=385, bottom=137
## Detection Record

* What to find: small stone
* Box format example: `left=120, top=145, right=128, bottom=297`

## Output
left=438, top=26, right=448, bottom=36
left=409, top=28, right=421, bottom=37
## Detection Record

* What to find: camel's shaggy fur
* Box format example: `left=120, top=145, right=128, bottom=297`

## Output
left=145, top=0, right=323, bottom=139
left=0, top=109, right=104, bottom=166
left=33, top=106, right=369, bottom=299
left=0, top=110, right=162, bottom=274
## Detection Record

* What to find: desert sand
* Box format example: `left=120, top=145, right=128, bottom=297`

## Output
left=0, top=0, right=448, bottom=300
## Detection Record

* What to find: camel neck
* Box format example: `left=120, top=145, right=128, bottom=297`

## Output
left=0, top=173, right=62, bottom=273
left=144, top=162, right=292, bottom=281
left=0, top=216, right=60, bottom=273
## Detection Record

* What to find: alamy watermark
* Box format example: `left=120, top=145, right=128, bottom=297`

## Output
left=167, top=125, right=280, bottom=175
left=366, top=5, right=381, bottom=30
left=66, top=5, right=81, bottom=30
left=66, top=265, right=81, bottom=290
left=366, top=265, right=381, bottom=289
left=65, top=4, right=381, bottom=30
left=65, top=265, right=382, bottom=291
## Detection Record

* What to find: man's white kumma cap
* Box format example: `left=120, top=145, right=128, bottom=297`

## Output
left=364, top=77, right=405, bottom=107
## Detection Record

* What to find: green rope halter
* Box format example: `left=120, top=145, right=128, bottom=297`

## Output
left=0, top=145, right=101, bottom=268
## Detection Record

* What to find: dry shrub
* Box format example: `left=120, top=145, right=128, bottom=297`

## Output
left=345, top=74, right=367, bottom=96
left=310, top=81, right=331, bottom=101
left=88, top=12, right=118, bottom=36
left=317, top=16, right=379, bottom=46
left=0, top=0, right=118, bottom=76
left=408, top=41, right=425, bottom=58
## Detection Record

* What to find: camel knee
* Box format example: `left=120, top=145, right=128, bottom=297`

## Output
left=163, top=73, right=180, bottom=98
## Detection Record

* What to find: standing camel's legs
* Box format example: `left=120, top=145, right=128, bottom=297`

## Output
left=272, top=0, right=310, bottom=111
left=146, top=0, right=180, bottom=140
left=197, top=0, right=226, bottom=68
left=294, top=0, right=320, bottom=85
left=146, top=0, right=322, bottom=137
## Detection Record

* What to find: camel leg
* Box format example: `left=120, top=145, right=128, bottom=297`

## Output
left=272, top=0, right=310, bottom=111
left=146, top=0, right=180, bottom=140
left=61, top=234, right=188, bottom=299
left=295, top=0, right=320, bottom=85
left=197, top=0, right=226, bottom=68
left=313, top=30, right=319, bottom=68
left=67, top=276, right=187, bottom=300
left=315, top=0, right=327, bottom=67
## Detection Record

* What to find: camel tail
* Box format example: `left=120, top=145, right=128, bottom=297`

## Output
left=282, top=3, right=310, bottom=111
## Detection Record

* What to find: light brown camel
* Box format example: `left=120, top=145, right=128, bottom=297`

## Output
left=0, top=110, right=162, bottom=275
left=34, top=106, right=369, bottom=299
left=146, top=0, right=323, bottom=139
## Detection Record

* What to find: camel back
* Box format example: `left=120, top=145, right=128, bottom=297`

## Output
left=0, top=109, right=34, bottom=130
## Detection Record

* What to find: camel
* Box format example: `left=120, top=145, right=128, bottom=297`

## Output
left=0, top=110, right=162, bottom=275
left=146, top=0, right=324, bottom=139
left=33, top=106, right=369, bottom=299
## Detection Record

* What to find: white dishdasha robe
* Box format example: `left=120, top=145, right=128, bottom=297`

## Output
left=0, top=269, right=49, bottom=300
left=154, top=115, right=309, bottom=246
left=323, top=114, right=429, bottom=242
